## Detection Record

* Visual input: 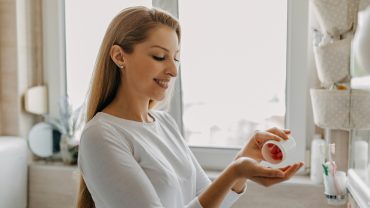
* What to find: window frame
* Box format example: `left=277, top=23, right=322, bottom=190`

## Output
left=43, top=0, right=312, bottom=172
left=42, top=0, right=67, bottom=120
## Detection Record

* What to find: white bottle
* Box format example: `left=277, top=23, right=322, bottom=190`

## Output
left=261, top=136, right=296, bottom=164
left=353, top=140, right=368, bottom=170
left=310, top=134, right=325, bottom=184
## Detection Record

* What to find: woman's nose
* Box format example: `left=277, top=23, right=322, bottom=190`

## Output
left=166, top=60, right=178, bottom=77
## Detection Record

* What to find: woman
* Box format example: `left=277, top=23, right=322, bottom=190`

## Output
left=77, top=6, right=303, bottom=208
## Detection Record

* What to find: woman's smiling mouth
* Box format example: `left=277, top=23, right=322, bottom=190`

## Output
left=154, top=79, right=169, bottom=89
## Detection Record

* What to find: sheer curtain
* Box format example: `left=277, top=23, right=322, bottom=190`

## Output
left=0, top=0, right=43, bottom=137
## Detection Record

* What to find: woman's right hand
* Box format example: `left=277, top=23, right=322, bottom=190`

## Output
left=233, top=157, right=303, bottom=187
left=236, top=127, right=291, bottom=163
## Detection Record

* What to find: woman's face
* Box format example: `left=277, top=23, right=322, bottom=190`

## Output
left=122, top=25, right=180, bottom=102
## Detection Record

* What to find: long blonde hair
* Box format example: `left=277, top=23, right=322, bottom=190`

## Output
left=77, top=6, right=180, bottom=208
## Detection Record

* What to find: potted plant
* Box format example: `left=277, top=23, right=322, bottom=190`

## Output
left=48, top=96, right=85, bottom=165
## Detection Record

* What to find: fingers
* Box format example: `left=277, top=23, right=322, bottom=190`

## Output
left=266, top=127, right=289, bottom=140
left=280, top=162, right=304, bottom=173
left=283, top=129, right=291, bottom=134
left=238, top=157, right=285, bottom=178
left=254, top=131, right=284, bottom=145
left=282, top=162, right=304, bottom=178
left=279, top=165, right=291, bottom=172
left=253, top=165, right=285, bottom=178
left=251, top=162, right=304, bottom=187
left=242, top=128, right=291, bottom=162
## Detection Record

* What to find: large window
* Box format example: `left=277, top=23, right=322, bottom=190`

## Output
left=179, top=0, right=287, bottom=148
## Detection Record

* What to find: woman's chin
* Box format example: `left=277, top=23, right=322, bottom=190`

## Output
left=152, top=94, right=166, bottom=102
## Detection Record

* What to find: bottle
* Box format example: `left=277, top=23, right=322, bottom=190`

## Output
left=353, top=140, right=368, bottom=170
left=310, top=134, right=325, bottom=184
left=261, top=136, right=296, bottom=164
left=353, top=139, right=369, bottom=180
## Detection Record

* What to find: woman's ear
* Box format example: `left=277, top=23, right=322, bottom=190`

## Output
left=110, top=45, right=126, bottom=69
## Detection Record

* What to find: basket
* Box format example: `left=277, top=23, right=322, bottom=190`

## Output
left=313, top=37, right=351, bottom=86
left=311, top=0, right=356, bottom=35
left=311, top=88, right=370, bottom=130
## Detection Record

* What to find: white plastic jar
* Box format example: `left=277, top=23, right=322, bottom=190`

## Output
left=261, top=136, right=296, bottom=164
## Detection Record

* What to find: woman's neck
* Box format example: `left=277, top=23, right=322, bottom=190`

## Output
left=102, top=91, right=153, bottom=123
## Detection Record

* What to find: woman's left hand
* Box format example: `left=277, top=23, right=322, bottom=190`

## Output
left=249, top=162, right=304, bottom=187
left=236, top=127, right=291, bottom=162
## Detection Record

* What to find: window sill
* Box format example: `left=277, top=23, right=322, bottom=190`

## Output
left=206, top=169, right=316, bottom=186
left=205, top=170, right=344, bottom=208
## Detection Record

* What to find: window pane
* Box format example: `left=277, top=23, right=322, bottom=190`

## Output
left=65, top=0, right=152, bottom=108
left=179, top=0, right=287, bottom=147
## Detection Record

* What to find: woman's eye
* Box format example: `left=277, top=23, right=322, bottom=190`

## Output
left=152, top=56, right=165, bottom=61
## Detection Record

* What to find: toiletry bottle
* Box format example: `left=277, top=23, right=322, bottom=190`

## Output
left=353, top=140, right=369, bottom=180
left=311, top=134, right=325, bottom=184
left=353, top=140, right=368, bottom=170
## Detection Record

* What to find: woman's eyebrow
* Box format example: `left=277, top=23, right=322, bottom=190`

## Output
left=150, top=45, right=179, bottom=52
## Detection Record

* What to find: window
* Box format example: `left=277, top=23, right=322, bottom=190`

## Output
left=178, top=0, right=287, bottom=148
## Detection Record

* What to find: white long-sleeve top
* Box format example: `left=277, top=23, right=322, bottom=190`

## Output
left=78, top=110, right=243, bottom=208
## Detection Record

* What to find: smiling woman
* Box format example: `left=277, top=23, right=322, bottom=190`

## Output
left=77, top=6, right=303, bottom=208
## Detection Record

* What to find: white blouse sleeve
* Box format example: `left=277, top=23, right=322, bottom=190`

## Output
left=79, top=125, right=164, bottom=208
